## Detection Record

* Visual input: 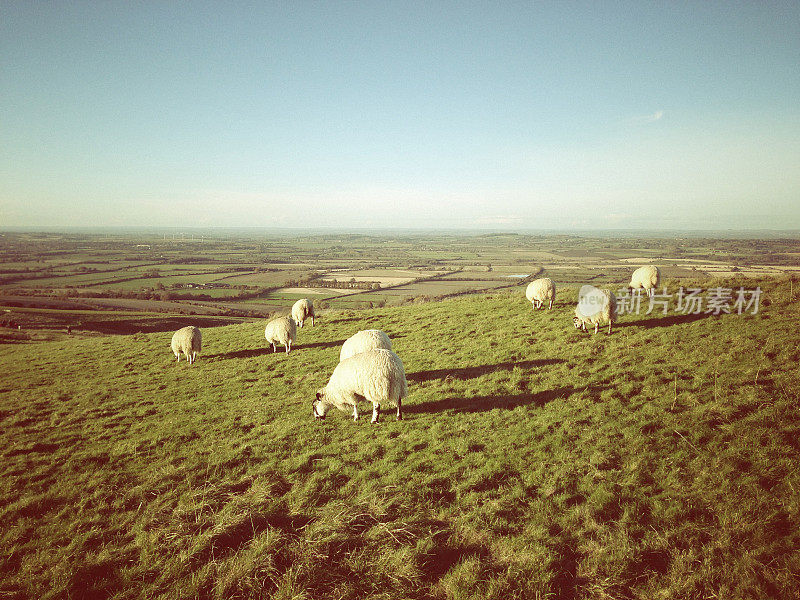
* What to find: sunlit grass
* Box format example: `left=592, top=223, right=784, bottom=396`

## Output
left=1, top=276, right=799, bottom=598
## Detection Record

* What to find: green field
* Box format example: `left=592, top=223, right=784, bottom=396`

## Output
left=1, top=275, right=798, bottom=599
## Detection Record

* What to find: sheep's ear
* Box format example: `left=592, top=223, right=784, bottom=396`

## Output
left=315, top=391, right=322, bottom=400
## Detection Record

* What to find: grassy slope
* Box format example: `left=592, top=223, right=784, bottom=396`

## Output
left=1, top=278, right=799, bottom=599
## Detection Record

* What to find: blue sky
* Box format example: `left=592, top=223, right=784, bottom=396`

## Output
left=2, top=1, right=798, bottom=230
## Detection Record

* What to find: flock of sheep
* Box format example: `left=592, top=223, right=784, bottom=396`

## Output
left=527, top=264, right=660, bottom=334
left=170, top=299, right=407, bottom=424
left=170, top=266, right=660, bottom=423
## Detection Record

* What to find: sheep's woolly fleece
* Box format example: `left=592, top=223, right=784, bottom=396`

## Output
left=629, top=265, right=660, bottom=293
left=292, top=298, right=315, bottom=328
left=171, top=326, right=202, bottom=364
left=265, top=315, right=297, bottom=353
left=339, top=329, right=392, bottom=362
left=526, top=278, right=556, bottom=309
left=315, top=348, right=407, bottom=421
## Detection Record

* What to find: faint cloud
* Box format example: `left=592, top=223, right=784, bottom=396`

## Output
left=474, top=215, right=523, bottom=227
left=604, top=212, right=631, bottom=225
left=632, top=110, right=665, bottom=123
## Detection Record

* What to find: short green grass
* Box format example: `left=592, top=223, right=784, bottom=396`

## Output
left=1, top=277, right=798, bottom=599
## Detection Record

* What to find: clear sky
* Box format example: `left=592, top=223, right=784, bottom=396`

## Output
left=2, top=1, right=799, bottom=230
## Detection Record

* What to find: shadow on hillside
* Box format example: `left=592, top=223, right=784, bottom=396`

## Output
left=206, top=347, right=275, bottom=359
left=207, top=339, right=345, bottom=360
left=618, top=312, right=714, bottom=329
left=549, top=530, right=587, bottom=600
left=405, top=385, right=602, bottom=415
left=75, top=317, right=242, bottom=335
left=189, top=510, right=312, bottom=567
left=407, top=359, right=564, bottom=383
left=297, top=340, right=348, bottom=351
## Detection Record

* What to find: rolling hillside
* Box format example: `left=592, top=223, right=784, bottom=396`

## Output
left=1, top=277, right=799, bottom=599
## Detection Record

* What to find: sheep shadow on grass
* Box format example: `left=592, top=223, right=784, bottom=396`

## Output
left=296, top=340, right=349, bottom=351
left=617, top=312, right=715, bottom=329
left=206, top=347, right=275, bottom=360
left=407, top=359, right=564, bottom=383
left=206, top=339, right=345, bottom=360
left=404, top=385, right=603, bottom=415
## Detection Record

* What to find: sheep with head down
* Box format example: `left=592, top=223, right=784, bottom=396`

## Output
left=526, top=277, right=556, bottom=310
left=264, top=315, right=296, bottom=354
left=171, top=326, right=202, bottom=364
left=573, top=287, right=617, bottom=335
left=339, top=329, right=392, bottom=362
left=292, top=298, right=315, bottom=328
left=313, top=348, right=407, bottom=424
left=629, top=265, right=660, bottom=298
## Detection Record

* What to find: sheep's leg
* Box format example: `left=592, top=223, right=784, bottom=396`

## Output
left=352, top=404, right=359, bottom=421
left=396, top=398, right=402, bottom=420
left=286, top=340, right=291, bottom=354
left=372, top=403, right=380, bottom=424
left=594, top=323, right=599, bottom=334
left=608, top=321, right=613, bottom=335
left=548, top=299, right=553, bottom=309
left=311, top=316, right=315, bottom=326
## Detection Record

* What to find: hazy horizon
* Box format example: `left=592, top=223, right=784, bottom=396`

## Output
left=3, top=225, right=799, bottom=241
left=2, top=2, right=799, bottom=230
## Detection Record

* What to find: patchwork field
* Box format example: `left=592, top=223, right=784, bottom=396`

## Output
left=1, top=275, right=798, bottom=599
left=2, top=231, right=799, bottom=326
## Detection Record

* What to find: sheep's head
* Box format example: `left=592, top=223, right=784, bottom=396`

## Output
left=312, top=389, right=331, bottom=420
left=572, top=315, right=583, bottom=329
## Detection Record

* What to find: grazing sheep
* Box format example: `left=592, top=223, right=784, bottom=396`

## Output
left=264, top=315, right=297, bottom=354
left=313, top=348, right=407, bottom=424
left=573, top=289, right=617, bottom=334
left=526, top=278, right=556, bottom=310
left=171, top=326, right=202, bottom=364
left=629, top=265, right=660, bottom=297
left=292, top=298, right=315, bottom=328
left=339, top=329, right=392, bottom=362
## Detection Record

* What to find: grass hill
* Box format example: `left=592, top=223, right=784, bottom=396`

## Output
left=1, top=277, right=799, bottom=599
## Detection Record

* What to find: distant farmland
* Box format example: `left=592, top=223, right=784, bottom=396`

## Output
left=1, top=230, right=798, bottom=329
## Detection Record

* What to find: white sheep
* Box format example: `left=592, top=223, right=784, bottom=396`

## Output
left=629, top=265, right=661, bottom=297
left=339, top=329, right=392, bottom=362
left=292, top=298, right=315, bottom=328
left=264, top=315, right=297, bottom=354
left=525, top=278, right=556, bottom=310
left=313, top=348, right=408, bottom=423
left=171, top=326, right=202, bottom=364
left=573, top=289, right=617, bottom=334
